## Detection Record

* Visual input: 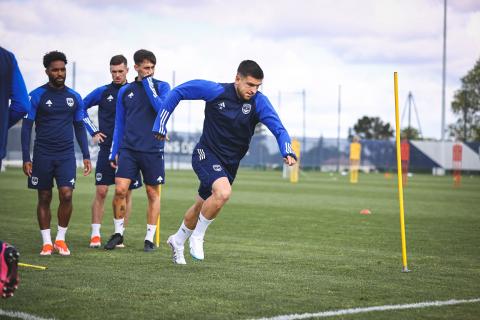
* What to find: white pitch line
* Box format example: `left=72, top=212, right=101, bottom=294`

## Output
left=0, top=309, right=56, bottom=320
left=253, top=298, right=480, bottom=320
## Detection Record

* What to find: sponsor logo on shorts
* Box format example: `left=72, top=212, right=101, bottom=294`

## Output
left=157, top=176, right=163, bottom=183
left=96, top=173, right=102, bottom=181
left=70, top=178, right=75, bottom=186
left=66, top=97, right=74, bottom=107
left=31, top=176, right=39, bottom=185
left=213, top=164, right=222, bottom=172
left=242, top=103, right=251, bottom=114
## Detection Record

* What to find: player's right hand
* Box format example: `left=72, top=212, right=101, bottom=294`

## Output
left=22, top=162, right=32, bottom=177
left=154, top=133, right=168, bottom=141
left=110, top=155, right=118, bottom=169
left=93, top=132, right=107, bottom=144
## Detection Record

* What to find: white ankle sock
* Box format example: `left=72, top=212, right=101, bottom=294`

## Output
left=41, top=229, right=52, bottom=245
left=114, top=218, right=124, bottom=235
left=173, top=221, right=193, bottom=246
left=55, top=226, right=68, bottom=241
left=191, top=213, right=213, bottom=240
left=91, top=224, right=101, bottom=238
left=145, top=224, right=156, bottom=242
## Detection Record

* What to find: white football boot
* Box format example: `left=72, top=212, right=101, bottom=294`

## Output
left=189, top=235, right=205, bottom=261
left=167, top=235, right=186, bottom=265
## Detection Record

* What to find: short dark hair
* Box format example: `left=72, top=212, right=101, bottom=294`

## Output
left=237, top=60, right=263, bottom=79
left=110, top=54, right=127, bottom=66
left=133, top=49, right=156, bottom=65
left=43, top=51, right=67, bottom=68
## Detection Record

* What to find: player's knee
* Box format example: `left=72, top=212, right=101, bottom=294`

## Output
left=38, top=191, right=52, bottom=204
left=146, top=187, right=160, bottom=202
left=59, top=190, right=73, bottom=203
left=214, top=186, right=231, bottom=204
left=114, top=185, right=128, bottom=199
left=96, top=187, right=108, bottom=200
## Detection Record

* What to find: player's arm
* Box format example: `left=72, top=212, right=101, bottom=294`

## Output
left=150, top=80, right=224, bottom=138
left=8, top=54, right=30, bottom=128
left=73, top=96, right=92, bottom=176
left=21, top=91, right=40, bottom=177
left=141, top=77, right=171, bottom=113
left=83, top=87, right=106, bottom=142
left=255, top=93, right=297, bottom=165
left=109, top=87, right=127, bottom=166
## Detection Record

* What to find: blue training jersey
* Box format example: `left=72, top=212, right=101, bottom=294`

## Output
left=83, top=82, right=125, bottom=149
left=109, top=78, right=170, bottom=159
left=21, top=84, right=93, bottom=161
left=148, top=79, right=296, bottom=165
left=0, top=47, right=30, bottom=159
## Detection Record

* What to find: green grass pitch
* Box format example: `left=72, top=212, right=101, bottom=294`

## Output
left=0, top=168, right=479, bottom=319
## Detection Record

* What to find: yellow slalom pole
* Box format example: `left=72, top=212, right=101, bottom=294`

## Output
left=155, top=185, right=162, bottom=247
left=18, top=262, right=47, bottom=270
left=394, top=72, right=410, bottom=273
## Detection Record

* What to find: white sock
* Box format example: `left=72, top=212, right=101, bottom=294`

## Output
left=41, top=229, right=52, bottom=245
left=91, top=224, right=101, bottom=238
left=191, top=213, right=213, bottom=240
left=55, top=226, right=68, bottom=241
left=114, top=218, right=124, bottom=235
left=145, top=224, right=157, bottom=242
left=173, top=221, right=193, bottom=246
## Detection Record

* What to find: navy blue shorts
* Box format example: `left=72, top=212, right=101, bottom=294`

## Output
left=95, top=148, right=142, bottom=189
left=28, top=153, right=76, bottom=190
left=192, top=144, right=238, bottom=200
left=116, top=148, right=165, bottom=186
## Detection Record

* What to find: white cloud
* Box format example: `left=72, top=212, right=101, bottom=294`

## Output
left=1, top=0, right=479, bottom=140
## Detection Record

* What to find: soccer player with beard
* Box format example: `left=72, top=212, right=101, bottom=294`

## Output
left=146, top=60, right=297, bottom=264
left=21, top=51, right=96, bottom=256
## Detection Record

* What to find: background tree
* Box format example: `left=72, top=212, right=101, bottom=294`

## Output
left=401, top=127, right=421, bottom=140
left=449, top=57, right=480, bottom=141
left=353, top=116, right=394, bottom=140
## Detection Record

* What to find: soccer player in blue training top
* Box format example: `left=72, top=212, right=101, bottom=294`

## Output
left=145, top=60, right=297, bottom=264
left=104, top=49, right=170, bottom=252
left=21, top=51, right=96, bottom=256
left=83, top=54, right=142, bottom=248
left=0, top=46, right=30, bottom=169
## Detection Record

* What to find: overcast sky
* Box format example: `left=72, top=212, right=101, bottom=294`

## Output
left=1, top=0, right=479, bottom=140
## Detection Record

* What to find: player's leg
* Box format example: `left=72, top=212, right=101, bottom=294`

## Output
left=167, top=195, right=203, bottom=265
left=90, top=185, right=108, bottom=247
left=29, top=155, right=55, bottom=256
left=104, top=149, right=137, bottom=250
left=139, top=151, right=164, bottom=252
left=37, top=189, right=53, bottom=255
left=90, top=148, right=114, bottom=247
left=52, top=157, right=76, bottom=256
left=124, top=173, right=142, bottom=226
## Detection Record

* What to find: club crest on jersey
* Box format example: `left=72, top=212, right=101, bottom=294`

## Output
left=212, top=164, right=222, bottom=172
left=107, top=95, right=114, bottom=102
left=31, top=176, right=39, bottom=185
left=66, top=98, right=74, bottom=107
left=242, top=103, right=252, bottom=114
left=95, top=173, right=102, bottom=181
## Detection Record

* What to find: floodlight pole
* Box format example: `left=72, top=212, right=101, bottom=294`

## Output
left=336, top=85, right=341, bottom=172
left=441, top=0, right=447, bottom=141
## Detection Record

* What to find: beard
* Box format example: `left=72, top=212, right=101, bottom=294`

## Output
left=49, top=75, right=65, bottom=88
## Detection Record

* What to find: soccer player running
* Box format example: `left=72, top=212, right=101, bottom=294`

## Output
left=0, top=46, right=30, bottom=169
left=21, top=51, right=95, bottom=256
left=83, top=55, right=142, bottom=248
left=104, top=49, right=170, bottom=252
left=146, top=60, right=297, bottom=264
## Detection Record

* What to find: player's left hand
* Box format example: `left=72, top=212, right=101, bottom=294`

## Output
left=93, top=132, right=107, bottom=144
left=154, top=133, right=169, bottom=141
left=284, top=155, right=297, bottom=166
left=83, top=159, right=92, bottom=176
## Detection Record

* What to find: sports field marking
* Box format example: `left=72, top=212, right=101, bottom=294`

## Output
left=253, top=298, right=480, bottom=320
left=0, top=309, right=55, bottom=320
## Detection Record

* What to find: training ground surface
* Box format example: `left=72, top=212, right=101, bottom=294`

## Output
left=0, top=168, right=479, bottom=319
